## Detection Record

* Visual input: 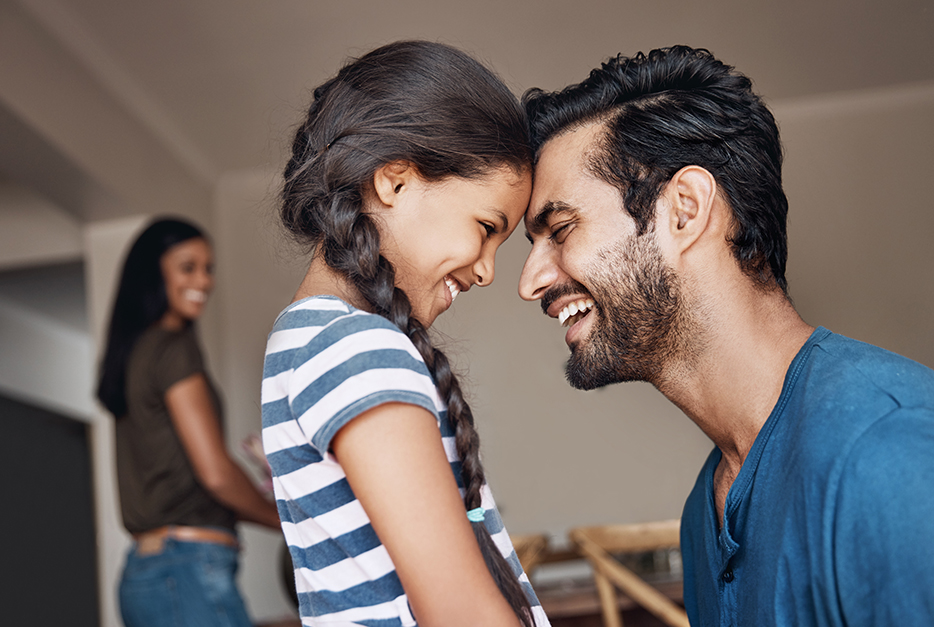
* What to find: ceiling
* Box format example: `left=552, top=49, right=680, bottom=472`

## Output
left=10, top=0, right=934, bottom=183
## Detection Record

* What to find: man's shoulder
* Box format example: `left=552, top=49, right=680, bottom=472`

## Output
left=812, top=330, right=930, bottom=369
left=801, top=329, right=934, bottom=411
left=773, top=329, right=934, bottom=476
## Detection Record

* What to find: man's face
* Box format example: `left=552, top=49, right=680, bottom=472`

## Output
left=519, top=123, right=686, bottom=389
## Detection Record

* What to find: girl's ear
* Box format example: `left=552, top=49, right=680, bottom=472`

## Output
left=373, top=161, right=417, bottom=207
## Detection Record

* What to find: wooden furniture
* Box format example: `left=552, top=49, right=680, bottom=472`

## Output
left=569, top=520, right=688, bottom=627
left=511, top=533, right=550, bottom=573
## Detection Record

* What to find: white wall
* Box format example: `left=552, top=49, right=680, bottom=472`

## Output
left=82, top=215, right=150, bottom=627
left=203, top=82, right=934, bottom=575
left=212, top=167, right=308, bottom=620
left=0, top=177, right=84, bottom=270
left=0, top=186, right=92, bottom=418
left=0, top=298, right=95, bottom=419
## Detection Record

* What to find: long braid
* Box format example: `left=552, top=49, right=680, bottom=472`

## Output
left=348, top=211, right=534, bottom=626
left=280, top=40, right=535, bottom=626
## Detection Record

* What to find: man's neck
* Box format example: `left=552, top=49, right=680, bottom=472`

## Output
left=656, top=286, right=814, bottom=474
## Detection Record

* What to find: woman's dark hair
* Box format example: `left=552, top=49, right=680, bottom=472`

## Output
left=523, top=45, right=789, bottom=292
left=96, top=217, right=206, bottom=418
left=280, top=40, right=534, bottom=624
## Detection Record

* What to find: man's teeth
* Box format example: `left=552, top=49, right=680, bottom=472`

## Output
left=185, top=289, right=207, bottom=303
left=444, top=277, right=460, bottom=302
left=558, top=298, right=594, bottom=326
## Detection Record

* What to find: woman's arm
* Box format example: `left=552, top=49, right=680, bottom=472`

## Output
left=331, top=402, right=522, bottom=627
left=165, top=373, right=281, bottom=530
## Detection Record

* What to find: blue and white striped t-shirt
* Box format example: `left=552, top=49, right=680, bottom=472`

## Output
left=262, top=296, right=549, bottom=627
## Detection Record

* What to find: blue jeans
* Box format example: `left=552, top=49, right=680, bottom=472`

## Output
left=119, top=538, right=252, bottom=627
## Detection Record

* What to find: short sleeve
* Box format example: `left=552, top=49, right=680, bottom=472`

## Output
left=834, top=407, right=934, bottom=625
left=284, top=311, right=443, bottom=455
left=153, top=329, right=205, bottom=393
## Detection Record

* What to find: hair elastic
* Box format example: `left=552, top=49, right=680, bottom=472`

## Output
left=466, top=507, right=485, bottom=523
left=317, top=134, right=341, bottom=157
left=318, top=130, right=359, bottom=156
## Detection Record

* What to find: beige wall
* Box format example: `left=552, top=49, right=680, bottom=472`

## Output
left=778, top=82, right=934, bottom=369
left=202, top=81, right=934, bottom=616
left=0, top=1, right=211, bottom=223
left=211, top=168, right=308, bottom=618
left=434, top=81, right=934, bottom=543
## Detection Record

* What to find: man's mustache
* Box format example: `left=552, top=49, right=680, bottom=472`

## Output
left=540, top=280, right=594, bottom=316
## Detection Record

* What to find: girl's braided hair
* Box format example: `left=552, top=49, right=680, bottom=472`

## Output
left=280, top=40, right=534, bottom=624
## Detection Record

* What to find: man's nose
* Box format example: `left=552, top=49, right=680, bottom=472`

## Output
left=518, top=245, right=558, bottom=301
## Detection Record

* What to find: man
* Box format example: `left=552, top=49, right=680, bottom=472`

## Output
left=519, top=46, right=934, bottom=625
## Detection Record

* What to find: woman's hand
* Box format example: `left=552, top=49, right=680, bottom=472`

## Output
left=165, top=373, right=281, bottom=530
left=331, top=402, right=522, bottom=627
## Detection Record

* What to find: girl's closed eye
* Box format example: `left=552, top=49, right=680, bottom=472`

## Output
left=270, top=40, right=538, bottom=627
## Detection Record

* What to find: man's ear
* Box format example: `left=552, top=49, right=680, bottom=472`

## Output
left=661, top=165, right=717, bottom=254
left=372, top=161, right=417, bottom=207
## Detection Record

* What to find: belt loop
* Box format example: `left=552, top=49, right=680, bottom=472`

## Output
left=136, top=533, right=166, bottom=556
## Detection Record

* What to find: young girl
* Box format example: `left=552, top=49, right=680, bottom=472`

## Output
left=261, top=41, right=550, bottom=627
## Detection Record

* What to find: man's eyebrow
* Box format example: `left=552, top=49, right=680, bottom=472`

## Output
left=525, top=201, right=576, bottom=241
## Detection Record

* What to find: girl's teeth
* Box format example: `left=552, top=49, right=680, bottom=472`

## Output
left=445, top=277, right=460, bottom=302
left=185, top=289, right=206, bottom=303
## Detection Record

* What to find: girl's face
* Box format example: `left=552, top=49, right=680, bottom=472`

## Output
left=375, top=165, right=531, bottom=327
left=159, top=237, right=214, bottom=329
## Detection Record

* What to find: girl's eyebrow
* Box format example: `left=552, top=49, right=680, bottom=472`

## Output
left=491, top=209, right=510, bottom=232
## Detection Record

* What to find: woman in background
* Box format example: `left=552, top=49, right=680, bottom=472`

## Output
left=262, top=41, right=549, bottom=627
left=98, top=218, right=280, bottom=627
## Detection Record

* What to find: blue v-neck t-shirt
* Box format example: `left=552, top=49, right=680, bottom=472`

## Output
left=681, top=327, right=934, bottom=626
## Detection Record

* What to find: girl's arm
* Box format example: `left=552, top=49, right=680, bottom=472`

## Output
left=165, top=372, right=281, bottom=529
left=331, top=401, right=522, bottom=627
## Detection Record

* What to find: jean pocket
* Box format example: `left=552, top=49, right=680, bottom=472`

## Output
left=119, top=573, right=180, bottom=627
left=198, top=547, right=238, bottom=605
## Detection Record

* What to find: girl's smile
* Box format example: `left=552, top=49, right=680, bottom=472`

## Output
left=373, top=163, right=531, bottom=326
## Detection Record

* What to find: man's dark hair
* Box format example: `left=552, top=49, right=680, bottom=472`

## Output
left=523, top=45, right=789, bottom=292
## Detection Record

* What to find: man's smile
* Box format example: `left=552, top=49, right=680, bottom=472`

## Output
left=558, top=298, right=594, bottom=326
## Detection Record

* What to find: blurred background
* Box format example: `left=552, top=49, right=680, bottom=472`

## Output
left=1, top=0, right=932, bottom=625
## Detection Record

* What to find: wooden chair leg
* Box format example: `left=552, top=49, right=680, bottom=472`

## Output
left=593, top=568, right=624, bottom=627
left=573, top=530, right=689, bottom=627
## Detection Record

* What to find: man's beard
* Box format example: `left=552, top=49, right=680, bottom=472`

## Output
left=564, top=232, right=687, bottom=390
